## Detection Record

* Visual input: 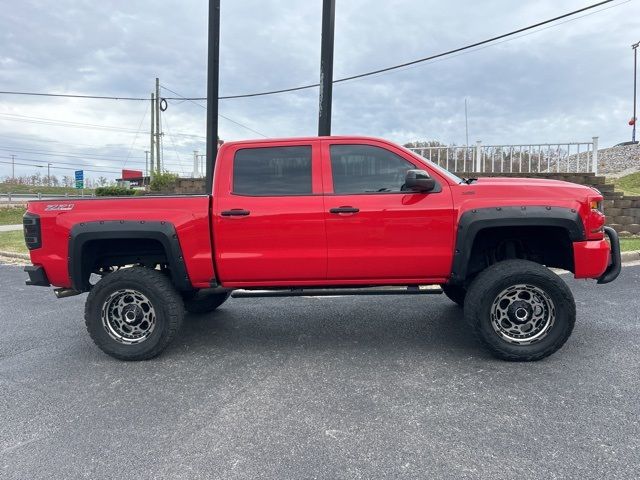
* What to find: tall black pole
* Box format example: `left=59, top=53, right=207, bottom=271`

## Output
left=205, top=0, right=220, bottom=193
left=318, top=0, right=336, bottom=136
left=633, top=41, right=638, bottom=143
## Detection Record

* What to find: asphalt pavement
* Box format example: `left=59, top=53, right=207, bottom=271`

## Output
left=0, top=263, right=638, bottom=479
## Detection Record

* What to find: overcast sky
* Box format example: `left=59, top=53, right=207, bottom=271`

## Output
left=0, top=0, right=638, bottom=181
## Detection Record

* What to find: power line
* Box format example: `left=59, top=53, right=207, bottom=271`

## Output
left=160, top=84, right=269, bottom=137
left=161, top=113, right=186, bottom=175
left=0, top=159, right=122, bottom=174
left=0, top=91, right=148, bottom=101
left=0, top=133, right=143, bottom=150
left=0, top=145, right=145, bottom=160
left=0, top=145, right=190, bottom=170
left=0, top=0, right=623, bottom=103
left=122, top=101, right=150, bottom=169
left=216, top=0, right=622, bottom=98
left=0, top=111, right=206, bottom=138
left=359, top=0, right=632, bottom=81
left=0, top=155, right=122, bottom=171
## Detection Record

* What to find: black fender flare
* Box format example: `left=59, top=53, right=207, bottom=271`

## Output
left=449, top=206, right=585, bottom=285
left=68, top=220, right=191, bottom=292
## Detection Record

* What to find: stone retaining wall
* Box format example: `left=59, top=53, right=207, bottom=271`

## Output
left=593, top=143, right=639, bottom=175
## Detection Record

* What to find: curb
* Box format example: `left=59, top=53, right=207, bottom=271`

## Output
left=621, top=250, right=640, bottom=263
left=0, top=250, right=30, bottom=261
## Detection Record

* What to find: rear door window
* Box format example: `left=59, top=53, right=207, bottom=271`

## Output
left=233, top=146, right=312, bottom=196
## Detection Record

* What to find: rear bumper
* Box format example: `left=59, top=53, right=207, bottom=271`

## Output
left=24, top=265, right=51, bottom=287
left=572, top=226, right=621, bottom=284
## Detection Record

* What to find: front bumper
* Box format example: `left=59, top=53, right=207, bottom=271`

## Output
left=597, top=226, right=621, bottom=284
left=573, top=226, right=621, bottom=284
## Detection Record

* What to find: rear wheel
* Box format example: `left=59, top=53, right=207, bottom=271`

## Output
left=85, top=267, right=184, bottom=361
left=183, top=290, right=230, bottom=314
left=464, top=260, right=575, bottom=361
left=442, top=284, right=466, bottom=307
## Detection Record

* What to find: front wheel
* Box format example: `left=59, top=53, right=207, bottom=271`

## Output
left=464, top=260, right=575, bottom=361
left=85, top=267, right=184, bottom=361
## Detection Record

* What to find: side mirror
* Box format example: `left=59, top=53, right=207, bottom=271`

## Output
left=405, top=169, right=436, bottom=192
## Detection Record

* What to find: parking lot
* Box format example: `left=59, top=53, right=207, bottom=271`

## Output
left=1, top=263, right=639, bottom=479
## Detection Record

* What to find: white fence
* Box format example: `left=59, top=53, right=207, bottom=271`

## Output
left=408, top=137, right=599, bottom=175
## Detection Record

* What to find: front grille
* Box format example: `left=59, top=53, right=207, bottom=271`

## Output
left=23, top=212, right=41, bottom=250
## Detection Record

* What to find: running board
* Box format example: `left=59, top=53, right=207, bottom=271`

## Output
left=231, top=285, right=443, bottom=298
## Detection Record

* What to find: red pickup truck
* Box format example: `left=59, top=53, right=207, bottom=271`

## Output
left=22, top=136, right=621, bottom=362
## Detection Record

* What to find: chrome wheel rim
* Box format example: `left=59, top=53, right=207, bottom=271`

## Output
left=490, top=284, right=555, bottom=345
left=101, top=289, right=156, bottom=344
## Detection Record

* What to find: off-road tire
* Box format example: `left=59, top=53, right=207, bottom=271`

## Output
left=183, top=290, right=231, bottom=314
left=442, top=284, right=466, bottom=307
left=464, top=259, right=575, bottom=362
left=85, top=267, right=184, bottom=361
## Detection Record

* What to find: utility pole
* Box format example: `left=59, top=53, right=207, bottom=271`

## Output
left=464, top=98, right=469, bottom=147
left=47, top=163, right=51, bottom=185
left=193, top=150, right=199, bottom=177
left=150, top=93, right=155, bottom=181
left=318, top=0, right=336, bottom=136
left=632, top=41, right=639, bottom=143
left=11, top=154, right=15, bottom=180
left=144, top=150, right=150, bottom=184
left=155, top=77, right=161, bottom=172
left=205, top=0, right=221, bottom=194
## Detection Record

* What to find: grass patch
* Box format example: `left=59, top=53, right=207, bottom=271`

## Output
left=0, top=230, right=27, bottom=254
left=0, top=206, right=26, bottom=225
left=621, top=238, right=640, bottom=252
left=610, top=172, right=640, bottom=196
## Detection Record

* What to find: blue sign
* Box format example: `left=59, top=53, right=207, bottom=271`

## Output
left=75, top=170, right=84, bottom=189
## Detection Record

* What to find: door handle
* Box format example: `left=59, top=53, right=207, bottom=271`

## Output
left=329, top=206, right=359, bottom=214
left=221, top=209, right=251, bottom=217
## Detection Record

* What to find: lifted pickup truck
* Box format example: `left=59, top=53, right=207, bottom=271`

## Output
left=23, top=136, right=621, bottom=361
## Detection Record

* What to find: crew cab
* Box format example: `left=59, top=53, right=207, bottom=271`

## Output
left=22, top=136, right=621, bottom=361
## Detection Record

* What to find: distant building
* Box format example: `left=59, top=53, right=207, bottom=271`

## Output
left=116, top=169, right=148, bottom=187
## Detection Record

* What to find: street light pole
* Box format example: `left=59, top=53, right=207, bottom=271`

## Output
left=632, top=41, right=639, bottom=143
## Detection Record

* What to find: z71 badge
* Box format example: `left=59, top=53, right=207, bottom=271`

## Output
left=44, top=204, right=75, bottom=211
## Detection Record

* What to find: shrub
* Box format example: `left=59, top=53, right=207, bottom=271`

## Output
left=95, top=186, right=136, bottom=196
left=150, top=172, right=179, bottom=192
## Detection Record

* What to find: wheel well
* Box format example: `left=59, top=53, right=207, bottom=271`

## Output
left=465, top=226, right=574, bottom=282
left=78, top=238, right=171, bottom=291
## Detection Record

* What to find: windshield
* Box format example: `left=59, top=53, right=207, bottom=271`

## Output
left=400, top=145, right=464, bottom=184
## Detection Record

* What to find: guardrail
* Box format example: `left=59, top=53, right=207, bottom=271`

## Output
left=408, top=137, right=600, bottom=174
left=0, top=192, right=95, bottom=203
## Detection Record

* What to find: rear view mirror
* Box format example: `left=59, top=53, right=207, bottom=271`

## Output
left=405, top=169, right=436, bottom=192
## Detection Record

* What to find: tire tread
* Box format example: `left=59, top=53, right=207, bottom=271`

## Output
left=464, top=260, right=575, bottom=362
left=84, top=267, right=184, bottom=361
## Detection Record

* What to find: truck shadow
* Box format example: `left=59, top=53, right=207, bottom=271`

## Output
left=171, top=296, right=487, bottom=359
